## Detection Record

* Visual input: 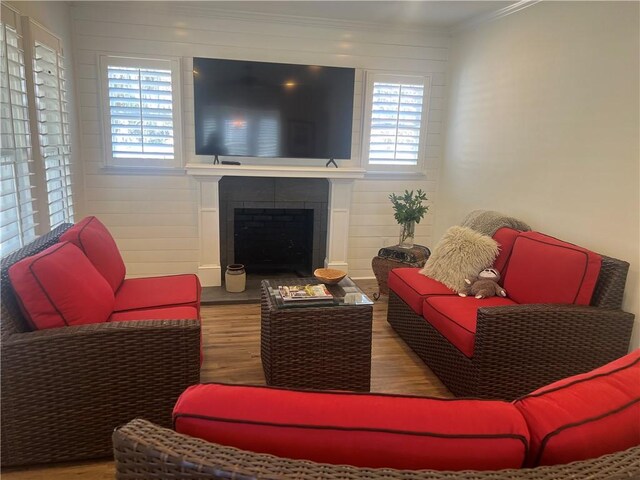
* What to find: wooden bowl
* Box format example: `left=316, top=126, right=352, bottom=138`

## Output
left=314, top=268, right=346, bottom=285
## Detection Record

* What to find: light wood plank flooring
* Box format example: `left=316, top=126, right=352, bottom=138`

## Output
left=2, top=280, right=450, bottom=479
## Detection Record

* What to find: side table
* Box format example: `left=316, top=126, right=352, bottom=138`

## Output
left=371, top=244, right=430, bottom=300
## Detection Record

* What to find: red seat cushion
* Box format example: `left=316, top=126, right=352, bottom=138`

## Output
left=59, top=216, right=126, bottom=292
left=503, top=232, right=601, bottom=305
left=422, top=296, right=517, bottom=358
left=388, top=268, right=456, bottom=315
left=492, top=227, right=520, bottom=280
left=514, top=350, right=640, bottom=467
left=114, top=274, right=201, bottom=312
left=109, top=305, right=199, bottom=322
left=8, top=242, right=114, bottom=330
left=174, top=384, right=530, bottom=471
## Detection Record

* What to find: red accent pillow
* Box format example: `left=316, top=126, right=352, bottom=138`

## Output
left=8, top=242, right=115, bottom=330
left=60, top=216, right=126, bottom=292
left=514, top=350, right=640, bottom=466
left=491, top=227, right=520, bottom=280
left=503, top=232, right=601, bottom=305
left=174, top=384, right=530, bottom=471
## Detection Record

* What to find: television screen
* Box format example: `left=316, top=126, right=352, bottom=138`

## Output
left=193, top=58, right=355, bottom=160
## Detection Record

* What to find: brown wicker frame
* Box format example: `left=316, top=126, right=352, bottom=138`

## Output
left=112, top=418, right=640, bottom=479
left=387, top=255, right=635, bottom=400
left=1, top=225, right=201, bottom=467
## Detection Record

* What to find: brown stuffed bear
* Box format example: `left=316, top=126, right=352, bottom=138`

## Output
left=458, top=268, right=507, bottom=299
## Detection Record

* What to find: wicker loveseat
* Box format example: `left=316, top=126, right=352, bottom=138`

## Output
left=387, top=228, right=635, bottom=400
left=113, top=419, right=640, bottom=479
left=0, top=223, right=201, bottom=466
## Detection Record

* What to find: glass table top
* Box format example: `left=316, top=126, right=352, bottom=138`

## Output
left=263, top=276, right=373, bottom=309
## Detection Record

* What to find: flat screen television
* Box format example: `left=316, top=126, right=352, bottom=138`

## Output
left=193, top=58, right=355, bottom=160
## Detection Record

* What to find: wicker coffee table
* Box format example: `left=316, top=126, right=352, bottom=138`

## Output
left=260, top=277, right=373, bottom=392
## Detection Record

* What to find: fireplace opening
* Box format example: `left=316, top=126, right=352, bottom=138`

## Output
left=234, top=208, right=314, bottom=276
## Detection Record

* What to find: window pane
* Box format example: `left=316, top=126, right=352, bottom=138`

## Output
left=107, top=64, right=175, bottom=161
left=367, top=80, right=425, bottom=166
left=33, top=41, right=73, bottom=227
left=0, top=21, right=36, bottom=255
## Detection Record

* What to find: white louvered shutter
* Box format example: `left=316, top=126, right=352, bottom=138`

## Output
left=107, top=65, right=174, bottom=160
left=364, top=73, right=430, bottom=171
left=32, top=40, right=73, bottom=228
left=0, top=12, right=36, bottom=255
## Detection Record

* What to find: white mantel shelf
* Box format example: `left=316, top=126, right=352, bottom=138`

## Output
left=185, top=163, right=366, bottom=179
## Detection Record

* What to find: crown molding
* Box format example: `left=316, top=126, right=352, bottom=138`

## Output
left=72, top=1, right=449, bottom=37
left=453, top=0, right=542, bottom=34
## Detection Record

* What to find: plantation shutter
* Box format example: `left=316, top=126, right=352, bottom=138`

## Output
left=100, top=56, right=181, bottom=168
left=21, top=17, right=74, bottom=232
left=364, top=73, right=430, bottom=171
left=107, top=64, right=174, bottom=160
left=0, top=8, right=36, bottom=255
left=32, top=40, right=73, bottom=228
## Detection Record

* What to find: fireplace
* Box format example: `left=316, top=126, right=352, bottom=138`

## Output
left=219, top=177, right=329, bottom=278
left=234, top=208, right=314, bottom=275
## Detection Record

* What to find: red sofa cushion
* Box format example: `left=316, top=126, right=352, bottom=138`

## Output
left=174, top=384, right=530, bottom=471
left=8, top=242, right=114, bottom=330
left=492, top=227, right=520, bottom=280
left=514, top=350, right=640, bottom=467
left=503, top=232, right=601, bottom=305
left=59, top=216, right=126, bottom=292
left=109, top=305, right=199, bottom=322
left=388, top=268, right=455, bottom=315
left=423, top=296, right=516, bottom=358
left=114, top=274, right=201, bottom=312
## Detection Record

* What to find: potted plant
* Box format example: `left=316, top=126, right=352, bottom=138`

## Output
left=389, top=189, right=429, bottom=248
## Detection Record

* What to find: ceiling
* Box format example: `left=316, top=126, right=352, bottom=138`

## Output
left=186, top=1, right=516, bottom=29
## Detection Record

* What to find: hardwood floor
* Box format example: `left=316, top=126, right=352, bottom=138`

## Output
left=2, top=279, right=450, bottom=479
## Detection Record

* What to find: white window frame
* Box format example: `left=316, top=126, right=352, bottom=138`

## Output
left=98, top=55, right=183, bottom=170
left=361, top=72, right=431, bottom=174
left=22, top=16, right=74, bottom=230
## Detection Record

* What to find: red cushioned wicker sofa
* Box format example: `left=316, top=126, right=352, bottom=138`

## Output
left=387, top=227, right=635, bottom=400
left=1, top=218, right=202, bottom=466
left=112, top=350, right=640, bottom=478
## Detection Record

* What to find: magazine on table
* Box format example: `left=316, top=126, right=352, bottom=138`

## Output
left=278, top=284, right=333, bottom=301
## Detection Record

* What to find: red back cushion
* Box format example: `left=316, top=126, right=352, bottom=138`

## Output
left=60, top=216, right=125, bottom=291
left=174, top=384, right=530, bottom=471
left=8, top=242, right=115, bottom=330
left=514, top=350, right=640, bottom=466
left=491, top=227, right=520, bottom=280
left=503, top=232, right=601, bottom=305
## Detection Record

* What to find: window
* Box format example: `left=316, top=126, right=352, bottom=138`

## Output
left=0, top=6, right=36, bottom=255
left=362, top=73, right=430, bottom=172
left=100, top=56, right=182, bottom=168
left=22, top=16, right=74, bottom=230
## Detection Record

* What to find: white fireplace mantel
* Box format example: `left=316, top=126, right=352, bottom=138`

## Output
left=185, top=162, right=366, bottom=179
left=186, top=163, right=365, bottom=286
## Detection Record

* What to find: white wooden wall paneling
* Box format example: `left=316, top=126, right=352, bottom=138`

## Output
left=72, top=2, right=449, bottom=278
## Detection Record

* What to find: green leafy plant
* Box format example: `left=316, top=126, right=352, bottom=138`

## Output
left=389, top=189, right=429, bottom=225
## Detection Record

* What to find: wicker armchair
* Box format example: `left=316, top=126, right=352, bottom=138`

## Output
left=1, top=225, right=201, bottom=467
left=387, top=255, right=635, bottom=400
left=113, top=419, right=640, bottom=479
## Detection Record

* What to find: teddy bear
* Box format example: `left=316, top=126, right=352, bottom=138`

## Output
left=458, top=268, right=507, bottom=299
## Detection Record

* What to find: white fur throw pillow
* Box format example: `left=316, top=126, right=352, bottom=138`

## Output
left=420, top=226, right=499, bottom=293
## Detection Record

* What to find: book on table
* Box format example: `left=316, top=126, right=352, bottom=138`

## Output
left=278, top=284, right=333, bottom=301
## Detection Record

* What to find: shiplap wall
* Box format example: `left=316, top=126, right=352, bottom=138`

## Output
left=71, top=2, right=449, bottom=278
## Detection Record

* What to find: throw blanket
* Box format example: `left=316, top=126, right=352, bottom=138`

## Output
left=460, top=210, right=531, bottom=237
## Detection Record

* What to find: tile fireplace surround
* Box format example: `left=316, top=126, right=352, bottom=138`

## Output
left=185, top=163, right=366, bottom=287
